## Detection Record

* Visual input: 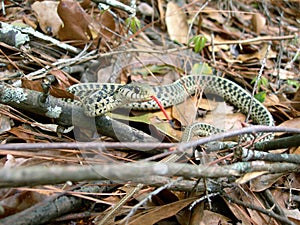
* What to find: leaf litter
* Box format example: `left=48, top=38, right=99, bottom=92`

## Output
left=0, top=0, right=300, bottom=224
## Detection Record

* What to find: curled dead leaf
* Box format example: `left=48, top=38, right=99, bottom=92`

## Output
left=32, top=1, right=63, bottom=36
left=57, top=0, right=115, bottom=47
left=165, top=2, right=188, bottom=44
left=251, top=13, right=266, bottom=34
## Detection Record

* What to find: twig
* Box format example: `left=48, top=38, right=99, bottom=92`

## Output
left=285, top=46, right=300, bottom=70
left=254, top=134, right=300, bottom=151
left=187, top=0, right=211, bottom=41
left=121, top=178, right=183, bottom=224
left=24, top=49, right=97, bottom=80
left=0, top=126, right=299, bottom=152
left=0, top=161, right=299, bottom=187
left=207, top=35, right=295, bottom=45
left=223, top=195, right=295, bottom=225
left=177, top=126, right=300, bottom=151
left=0, top=22, right=80, bottom=54
left=246, top=43, right=270, bottom=122
left=96, top=183, right=144, bottom=225
left=92, top=0, right=135, bottom=14
left=241, top=148, right=300, bottom=164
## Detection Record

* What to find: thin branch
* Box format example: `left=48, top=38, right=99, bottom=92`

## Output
left=0, top=161, right=299, bottom=187
left=246, top=43, right=270, bottom=122
left=224, top=195, right=295, bottom=225
left=0, top=22, right=80, bottom=54
left=0, top=126, right=299, bottom=153
left=177, top=126, right=300, bottom=151
left=254, top=134, right=300, bottom=151
left=241, top=148, right=300, bottom=164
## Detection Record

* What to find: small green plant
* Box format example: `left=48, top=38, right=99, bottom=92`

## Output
left=191, top=63, right=212, bottom=75
left=251, top=76, right=269, bottom=102
left=251, top=76, right=268, bottom=91
left=254, top=91, right=267, bottom=103
left=188, top=35, right=207, bottom=53
left=287, top=79, right=300, bottom=90
left=126, top=16, right=141, bottom=33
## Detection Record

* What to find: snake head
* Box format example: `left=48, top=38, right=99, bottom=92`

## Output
left=116, top=83, right=155, bottom=103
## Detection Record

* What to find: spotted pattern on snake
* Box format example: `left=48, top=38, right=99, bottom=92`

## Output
left=67, top=74, right=274, bottom=141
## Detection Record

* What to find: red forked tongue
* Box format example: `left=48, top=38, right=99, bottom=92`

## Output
left=150, top=95, right=173, bottom=125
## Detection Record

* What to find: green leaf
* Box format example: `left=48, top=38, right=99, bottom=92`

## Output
left=125, top=17, right=141, bottom=33
left=251, top=76, right=269, bottom=91
left=188, top=35, right=207, bottom=53
left=254, top=91, right=266, bottom=103
left=287, top=79, right=300, bottom=90
left=191, top=63, right=213, bottom=75
left=261, top=76, right=269, bottom=87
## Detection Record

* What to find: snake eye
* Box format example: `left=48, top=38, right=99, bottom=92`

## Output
left=133, top=86, right=141, bottom=94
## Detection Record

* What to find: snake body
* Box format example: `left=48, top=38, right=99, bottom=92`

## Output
left=68, top=74, right=274, bottom=140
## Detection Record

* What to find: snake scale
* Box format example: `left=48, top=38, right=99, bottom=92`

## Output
left=68, top=74, right=274, bottom=141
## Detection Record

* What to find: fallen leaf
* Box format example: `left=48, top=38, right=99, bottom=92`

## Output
left=32, top=1, right=63, bottom=36
left=237, top=44, right=277, bottom=62
left=0, top=115, right=11, bottom=135
left=249, top=173, right=286, bottom=192
left=127, top=197, right=198, bottom=225
left=57, top=0, right=94, bottom=42
left=172, top=96, right=198, bottom=127
left=165, top=2, right=188, bottom=44
left=251, top=13, right=266, bottom=34
left=8, top=126, right=34, bottom=143
left=198, top=210, right=231, bottom=224
left=277, top=117, right=300, bottom=136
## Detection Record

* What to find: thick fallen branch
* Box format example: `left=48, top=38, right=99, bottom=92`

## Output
left=0, top=161, right=299, bottom=188
left=0, top=84, right=158, bottom=144
left=0, top=183, right=112, bottom=225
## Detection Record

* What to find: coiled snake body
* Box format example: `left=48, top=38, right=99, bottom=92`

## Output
left=68, top=74, right=274, bottom=141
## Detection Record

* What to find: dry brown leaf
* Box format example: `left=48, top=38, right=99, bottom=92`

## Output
left=263, top=93, right=280, bottom=107
left=204, top=7, right=226, bottom=24
left=49, top=69, right=72, bottom=88
left=225, top=187, right=277, bottom=225
left=57, top=0, right=94, bottom=42
left=0, top=190, right=47, bottom=218
left=196, top=102, right=245, bottom=131
left=3, top=154, right=28, bottom=168
left=172, top=96, right=198, bottom=126
left=8, top=126, right=34, bottom=142
left=241, top=192, right=278, bottom=225
left=236, top=171, right=268, bottom=185
left=277, top=117, right=300, bottom=136
left=251, top=13, right=266, bottom=34
left=291, top=145, right=300, bottom=154
left=127, top=197, right=198, bottom=225
left=21, top=79, right=75, bottom=99
left=249, top=173, right=285, bottom=192
left=57, top=0, right=115, bottom=47
left=292, top=87, right=300, bottom=111
left=222, top=188, right=253, bottom=225
left=273, top=68, right=297, bottom=80
left=0, top=115, right=11, bottom=135
left=94, top=10, right=115, bottom=40
left=32, top=1, right=63, bottom=36
left=237, top=44, right=277, bottom=62
left=165, top=2, right=188, bottom=44
left=198, top=210, right=231, bottom=224
left=21, top=79, right=43, bottom=92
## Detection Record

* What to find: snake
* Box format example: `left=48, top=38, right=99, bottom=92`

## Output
left=68, top=74, right=274, bottom=141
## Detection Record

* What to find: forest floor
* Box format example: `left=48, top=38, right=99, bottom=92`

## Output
left=0, top=0, right=300, bottom=224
